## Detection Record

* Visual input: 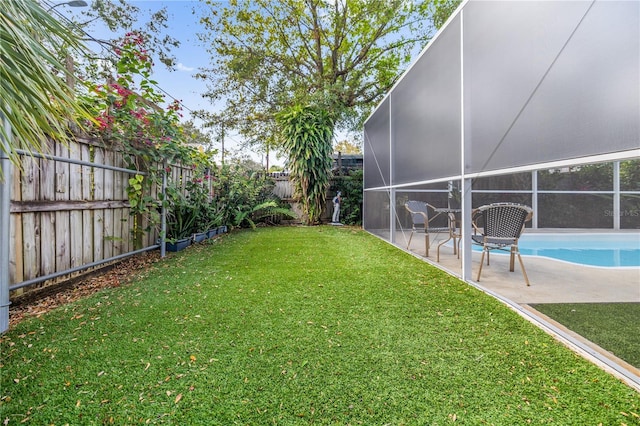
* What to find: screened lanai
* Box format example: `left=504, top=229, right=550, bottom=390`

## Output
left=363, top=0, right=640, bottom=385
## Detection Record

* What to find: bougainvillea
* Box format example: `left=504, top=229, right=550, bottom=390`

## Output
left=80, top=31, right=213, bottom=245
left=82, top=31, right=197, bottom=169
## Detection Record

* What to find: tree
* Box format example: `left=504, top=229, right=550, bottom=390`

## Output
left=334, top=139, right=362, bottom=155
left=181, top=120, right=215, bottom=150
left=197, top=0, right=444, bottom=150
left=0, top=0, right=93, bottom=167
left=277, top=104, right=334, bottom=225
left=430, top=0, right=463, bottom=30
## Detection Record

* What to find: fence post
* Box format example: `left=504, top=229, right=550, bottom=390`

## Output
left=0, top=112, right=12, bottom=333
left=160, top=164, right=167, bottom=258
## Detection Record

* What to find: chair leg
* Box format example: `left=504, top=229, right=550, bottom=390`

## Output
left=436, top=235, right=449, bottom=262
left=406, top=229, right=415, bottom=250
left=425, top=234, right=430, bottom=257
left=476, top=249, right=486, bottom=281
left=509, top=247, right=516, bottom=272
left=515, top=251, right=530, bottom=286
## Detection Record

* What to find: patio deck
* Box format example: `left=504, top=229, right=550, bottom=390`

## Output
left=404, top=233, right=639, bottom=304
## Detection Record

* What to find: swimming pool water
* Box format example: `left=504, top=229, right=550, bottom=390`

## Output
left=516, top=233, right=640, bottom=268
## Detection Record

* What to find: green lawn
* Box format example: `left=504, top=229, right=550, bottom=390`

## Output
left=1, top=226, right=638, bottom=424
left=531, top=302, right=640, bottom=369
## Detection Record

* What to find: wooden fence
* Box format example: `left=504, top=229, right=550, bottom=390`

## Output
left=7, top=137, right=194, bottom=298
left=6, top=146, right=356, bottom=298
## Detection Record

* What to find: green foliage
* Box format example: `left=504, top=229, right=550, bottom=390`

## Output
left=78, top=32, right=214, bottom=243
left=0, top=0, right=94, bottom=166
left=73, top=0, right=180, bottom=70
left=81, top=32, right=196, bottom=170
left=210, top=161, right=290, bottom=229
left=232, top=200, right=296, bottom=229
left=429, top=0, right=463, bottom=29
left=334, top=139, right=362, bottom=155
left=164, top=181, right=200, bottom=240
left=2, top=228, right=639, bottom=424
left=165, top=199, right=198, bottom=241
left=277, top=105, right=334, bottom=225
left=330, top=169, right=363, bottom=225
left=198, top=0, right=448, bottom=153
left=620, top=159, right=640, bottom=191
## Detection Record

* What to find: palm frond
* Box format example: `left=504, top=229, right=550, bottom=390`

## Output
left=0, top=0, right=94, bottom=168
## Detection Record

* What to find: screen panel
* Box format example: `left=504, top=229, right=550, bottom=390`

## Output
left=363, top=189, right=391, bottom=238
left=464, top=0, right=640, bottom=173
left=391, top=15, right=462, bottom=185
left=363, top=97, right=391, bottom=189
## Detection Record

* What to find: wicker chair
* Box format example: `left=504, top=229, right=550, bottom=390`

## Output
left=471, top=203, right=533, bottom=286
left=405, top=201, right=455, bottom=259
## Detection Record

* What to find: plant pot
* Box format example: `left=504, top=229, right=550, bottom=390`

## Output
left=192, top=232, right=207, bottom=243
left=217, top=225, right=228, bottom=234
left=206, top=228, right=218, bottom=238
left=166, top=237, right=191, bottom=252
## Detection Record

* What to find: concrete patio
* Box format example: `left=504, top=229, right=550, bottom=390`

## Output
left=431, top=241, right=640, bottom=304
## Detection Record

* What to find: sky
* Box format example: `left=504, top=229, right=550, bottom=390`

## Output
left=56, top=0, right=281, bottom=166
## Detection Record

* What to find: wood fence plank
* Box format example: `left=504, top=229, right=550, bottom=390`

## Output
left=93, top=147, right=104, bottom=262
left=10, top=159, right=24, bottom=293
left=122, top=206, right=131, bottom=253
left=21, top=155, right=40, bottom=281
left=69, top=141, right=84, bottom=268
left=112, top=151, right=124, bottom=255
left=10, top=200, right=130, bottom=213
left=9, top=214, right=24, bottom=295
left=81, top=143, right=94, bottom=265
left=40, top=140, right=56, bottom=278
left=11, top=137, right=172, bottom=297
left=103, top=149, right=114, bottom=259
left=55, top=143, right=71, bottom=273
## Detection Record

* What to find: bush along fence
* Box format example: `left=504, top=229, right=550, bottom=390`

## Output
left=0, top=29, right=273, bottom=331
left=1, top=137, right=294, bottom=305
left=0, top=29, right=215, bottom=328
left=3, top=137, right=202, bottom=297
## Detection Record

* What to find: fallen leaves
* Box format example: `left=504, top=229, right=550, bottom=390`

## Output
left=9, top=252, right=161, bottom=328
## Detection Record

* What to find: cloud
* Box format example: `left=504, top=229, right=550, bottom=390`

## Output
left=176, top=63, right=195, bottom=72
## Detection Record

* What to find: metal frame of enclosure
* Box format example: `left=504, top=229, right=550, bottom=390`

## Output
left=363, top=0, right=640, bottom=282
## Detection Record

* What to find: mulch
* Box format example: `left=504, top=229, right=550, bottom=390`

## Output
left=8, top=251, right=162, bottom=329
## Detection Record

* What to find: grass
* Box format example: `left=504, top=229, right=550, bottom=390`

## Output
left=1, top=226, right=639, bottom=425
left=530, top=303, right=640, bottom=369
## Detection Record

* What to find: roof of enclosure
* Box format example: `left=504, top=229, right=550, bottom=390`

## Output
left=364, top=0, right=639, bottom=188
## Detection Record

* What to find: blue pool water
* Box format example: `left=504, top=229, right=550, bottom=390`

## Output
left=514, top=233, right=640, bottom=268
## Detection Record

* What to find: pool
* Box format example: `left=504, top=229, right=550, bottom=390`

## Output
left=514, top=233, right=640, bottom=268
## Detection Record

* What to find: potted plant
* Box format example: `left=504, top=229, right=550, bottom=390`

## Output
left=165, top=191, right=197, bottom=252
left=185, top=177, right=216, bottom=243
left=203, top=203, right=225, bottom=237
left=206, top=227, right=218, bottom=239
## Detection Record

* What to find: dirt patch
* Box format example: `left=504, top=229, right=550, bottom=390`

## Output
left=8, top=251, right=161, bottom=329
